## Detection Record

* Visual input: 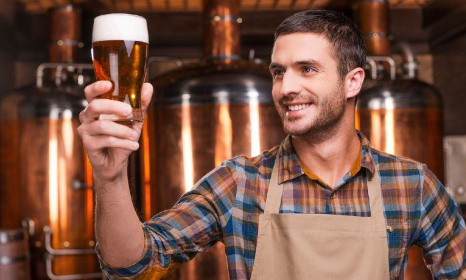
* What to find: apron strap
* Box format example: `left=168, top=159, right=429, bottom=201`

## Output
left=264, top=154, right=283, bottom=214
left=366, top=167, right=384, bottom=219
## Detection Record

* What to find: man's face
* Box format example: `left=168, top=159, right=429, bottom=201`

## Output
left=270, top=33, right=347, bottom=137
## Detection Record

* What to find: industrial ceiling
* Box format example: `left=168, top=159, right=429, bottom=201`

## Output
left=18, top=0, right=432, bottom=13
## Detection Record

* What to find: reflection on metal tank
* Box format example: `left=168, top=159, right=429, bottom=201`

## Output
left=0, top=66, right=98, bottom=279
left=0, top=5, right=101, bottom=280
left=142, top=0, right=285, bottom=279
left=358, top=1, right=441, bottom=278
left=358, top=78, right=444, bottom=181
left=357, top=70, right=443, bottom=280
left=144, top=60, right=284, bottom=280
left=357, top=59, right=443, bottom=280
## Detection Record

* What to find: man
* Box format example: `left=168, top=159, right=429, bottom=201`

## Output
left=78, top=10, right=466, bottom=279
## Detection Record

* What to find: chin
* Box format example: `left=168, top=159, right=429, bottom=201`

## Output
left=282, top=122, right=312, bottom=136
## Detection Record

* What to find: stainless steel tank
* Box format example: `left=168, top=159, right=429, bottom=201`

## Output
left=142, top=0, right=285, bottom=279
left=0, top=5, right=101, bottom=279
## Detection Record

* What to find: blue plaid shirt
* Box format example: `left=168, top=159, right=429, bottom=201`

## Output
left=97, top=133, right=466, bottom=279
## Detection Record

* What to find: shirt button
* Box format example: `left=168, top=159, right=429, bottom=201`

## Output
left=386, top=226, right=394, bottom=233
left=329, top=193, right=336, bottom=200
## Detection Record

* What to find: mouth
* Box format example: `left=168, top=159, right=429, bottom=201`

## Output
left=286, top=103, right=311, bottom=112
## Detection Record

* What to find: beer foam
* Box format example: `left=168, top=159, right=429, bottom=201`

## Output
left=93, top=14, right=149, bottom=43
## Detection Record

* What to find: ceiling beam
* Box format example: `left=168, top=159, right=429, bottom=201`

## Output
left=423, top=0, right=466, bottom=48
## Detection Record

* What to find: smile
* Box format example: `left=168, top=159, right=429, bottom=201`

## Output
left=287, top=104, right=311, bottom=111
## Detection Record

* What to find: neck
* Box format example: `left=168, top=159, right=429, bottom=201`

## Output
left=292, top=105, right=360, bottom=188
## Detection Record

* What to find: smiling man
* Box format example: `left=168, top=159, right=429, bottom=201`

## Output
left=78, top=10, right=465, bottom=280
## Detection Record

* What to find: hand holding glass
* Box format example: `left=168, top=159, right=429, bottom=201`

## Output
left=91, top=14, right=149, bottom=123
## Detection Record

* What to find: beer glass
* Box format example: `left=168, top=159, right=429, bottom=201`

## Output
left=91, top=14, right=149, bottom=123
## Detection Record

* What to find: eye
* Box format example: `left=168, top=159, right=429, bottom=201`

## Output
left=302, top=66, right=315, bottom=74
left=271, top=69, right=285, bottom=79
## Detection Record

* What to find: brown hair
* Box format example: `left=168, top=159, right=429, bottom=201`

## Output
left=275, top=10, right=366, bottom=79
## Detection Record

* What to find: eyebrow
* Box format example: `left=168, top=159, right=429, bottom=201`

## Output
left=295, top=59, right=323, bottom=69
left=269, top=59, right=323, bottom=70
left=269, top=62, right=283, bottom=70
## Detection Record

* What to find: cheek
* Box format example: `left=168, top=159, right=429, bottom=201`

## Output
left=302, top=79, right=325, bottom=94
left=271, top=82, right=281, bottom=101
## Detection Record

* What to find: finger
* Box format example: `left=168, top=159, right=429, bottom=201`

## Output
left=80, top=99, right=132, bottom=124
left=140, top=83, right=154, bottom=112
left=81, top=134, right=140, bottom=153
left=84, top=81, right=113, bottom=102
left=78, top=120, right=140, bottom=141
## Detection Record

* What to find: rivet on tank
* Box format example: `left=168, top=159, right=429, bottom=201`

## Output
left=0, top=4, right=102, bottom=280
left=356, top=0, right=443, bottom=279
left=141, top=0, right=286, bottom=279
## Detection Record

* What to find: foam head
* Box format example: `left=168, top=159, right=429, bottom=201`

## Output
left=92, top=13, right=149, bottom=43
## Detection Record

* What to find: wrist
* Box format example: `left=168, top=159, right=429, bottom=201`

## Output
left=93, top=169, right=130, bottom=199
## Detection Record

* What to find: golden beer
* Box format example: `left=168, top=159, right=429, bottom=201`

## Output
left=92, top=14, right=148, bottom=122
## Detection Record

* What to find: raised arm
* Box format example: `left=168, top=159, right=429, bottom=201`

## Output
left=78, top=82, right=237, bottom=279
left=77, top=81, right=153, bottom=267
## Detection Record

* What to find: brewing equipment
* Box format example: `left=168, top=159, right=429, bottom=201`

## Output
left=143, top=0, right=285, bottom=279
left=357, top=0, right=443, bottom=279
left=358, top=57, right=444, bottom=181
left=0, top=229, right=30, bottom=280
left=0, top=5, right=101, bottom=279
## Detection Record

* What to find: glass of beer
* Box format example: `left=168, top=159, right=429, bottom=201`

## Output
left=91, top=14, right=149, bottom=123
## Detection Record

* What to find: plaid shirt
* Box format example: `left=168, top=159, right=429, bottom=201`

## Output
left=98, top=132, right=466, bottom=279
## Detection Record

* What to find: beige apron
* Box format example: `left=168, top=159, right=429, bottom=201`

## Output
left=250, top=155, right=390, bottom=280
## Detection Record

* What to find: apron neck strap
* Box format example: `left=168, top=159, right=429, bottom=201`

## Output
left=264, top=154, right=283, bottom=214
left=366, top=166, right=383, bottom=218
left=264, top=153, right=385, bottom=219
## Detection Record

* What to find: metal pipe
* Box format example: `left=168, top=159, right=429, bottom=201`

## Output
left=48, top=4, right=82, bottom=63
left=358, top=0, right=390, bottom=56
left=36, top=63, right=94, bottom=88
left=203, top=0, right=241, bottom=62
left=45, top=254, right=103, bottom=280
left=395, top=42, right=417, bottom=79
left=365, top=58, right=378, bottom=80
left=43, top=226, right=96, bottom=256
left=366, top=56, right=396, bottom=80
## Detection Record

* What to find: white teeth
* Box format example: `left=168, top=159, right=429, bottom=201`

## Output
left=287, top=104, right=310, bottom=111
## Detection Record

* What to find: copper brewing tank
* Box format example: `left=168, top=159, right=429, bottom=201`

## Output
left=358, top=77, right=444, bottom=181
left=357, top=1, right=442, bottom=279
left=0, top=5, right=101, bottom=279
left=142, top=0, right=285, bottom=279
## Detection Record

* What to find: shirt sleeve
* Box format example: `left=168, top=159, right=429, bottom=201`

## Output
left=415, top=165, right=466, bottom=279
left=97, top=161, right=238, bottom=279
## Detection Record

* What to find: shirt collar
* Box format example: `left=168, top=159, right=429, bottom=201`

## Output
left=276, top=135, right=305, bottom=184
left=358, top=130, right=376, bottom=178
left=277, top=130, right=376, bottom=184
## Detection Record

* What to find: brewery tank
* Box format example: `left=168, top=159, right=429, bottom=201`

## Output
left=0, top=5, right=101, bottom=279
left=142, top=0, right=285, bottom=279
left=357, top=1, right=443, bottom=279
left=357, top=73, right=444, bottom=181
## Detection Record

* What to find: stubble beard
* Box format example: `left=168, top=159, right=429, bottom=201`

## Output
left=278, top=86, right=347, bottom=143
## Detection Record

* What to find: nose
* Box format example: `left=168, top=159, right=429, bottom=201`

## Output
left=279, top=71, right=301, bottom=97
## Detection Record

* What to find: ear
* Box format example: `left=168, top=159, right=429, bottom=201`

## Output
left=344, top=67, right=365, bottom=99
